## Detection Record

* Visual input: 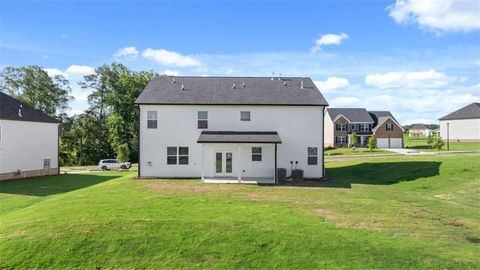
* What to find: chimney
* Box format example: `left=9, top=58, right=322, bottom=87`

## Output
left=18, top=105, right=23, bottom=117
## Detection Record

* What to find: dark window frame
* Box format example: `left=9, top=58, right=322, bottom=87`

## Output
left=252, top=147, right=262, bottom=161
left=307, top=147, right=318, bottom=165
left=386, top=123, right=394, bottom=131
left=336, top=124, right=346, bottom=131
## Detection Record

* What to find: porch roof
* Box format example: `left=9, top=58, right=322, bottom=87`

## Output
left=197, top=131, right=282, bottom=144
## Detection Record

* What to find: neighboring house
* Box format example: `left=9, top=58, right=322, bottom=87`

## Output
left=408, top=124, right=431, bottom=138
left=135, top=76, right=328, bottom=183
left=324, top=108, right=404, bottom=148
left=0, top=93, right=60, bottom=181
left=439, top=103, right=480, bottom=141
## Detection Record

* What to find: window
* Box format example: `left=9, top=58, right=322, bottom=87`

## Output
left=360, top=124, right=369, bottom=132
left=147, top=111, right=157, bottom=129
left=252, top=147, right=262, bottom=161
left=336, top=136, right=347, bottom=144
left=241, top=111, right=251, bottom=121
left=167, top=147, right=189, bottom=165
left=308, top=147, right=318, bottom=165
left=336, top=124, right=346, bottom=131
left=198, top=111, right=208, bottom=129
left=386, top=123, right=394, bottom=131
left=350, top=124, right=356, bottom=130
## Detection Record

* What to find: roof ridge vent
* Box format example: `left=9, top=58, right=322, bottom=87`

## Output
left=18, top=104, right=23, bottom=117
left=232, top=83, right=236, bottom=89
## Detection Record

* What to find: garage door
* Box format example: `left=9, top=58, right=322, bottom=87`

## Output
left=377, top=138, right=403, bottom=148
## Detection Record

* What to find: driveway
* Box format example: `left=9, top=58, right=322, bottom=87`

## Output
left=380, top=148, right=429, bottom=155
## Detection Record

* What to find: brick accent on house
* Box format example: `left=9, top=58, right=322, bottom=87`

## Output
left=374, top=118, right=403, bottom=138
left=333, top=117, right=349, bottom=146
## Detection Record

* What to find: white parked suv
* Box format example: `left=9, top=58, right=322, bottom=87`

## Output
left=98, top=159, right=132, bottom=171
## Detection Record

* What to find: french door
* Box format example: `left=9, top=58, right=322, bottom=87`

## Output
left=215, top=151, right=233, bottom=177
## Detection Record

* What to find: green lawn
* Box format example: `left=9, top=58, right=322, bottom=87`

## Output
left=404, top=135, right=480, bottom=151
left=1, top=155, right=479, bottom=269
left=325, top=147, right=389, bottom=156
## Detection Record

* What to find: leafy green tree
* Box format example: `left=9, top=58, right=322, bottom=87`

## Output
left=433, top=136, right=445, bottom=151
left=350, top=132, right=358, bottom=148
left=426, top=134, right=434, bottom=149
left=0, top=65, right=72, bottom=117
left=368, top=135, right=377, bottom=151
left=116, top=143, right=130, bottom=162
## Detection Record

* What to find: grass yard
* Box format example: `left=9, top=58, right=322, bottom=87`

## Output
left=1, top=154, right=479, bottom=269
left=325, top=147, right=389, bottom=156
left=404, top=135, right=480, bottom=152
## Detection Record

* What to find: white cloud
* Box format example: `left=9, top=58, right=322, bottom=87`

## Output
left=364, top=70, right=455, bottom=89
left=314, top=77, right=350, bottom=92
left=114, top=46, right=139, bottom=58
left=330, top=96, right=361, bottom=106
left=142, top=48, right=201, bottom=67
left=65, top=65, right=95, bottom=76
left=44, top=68, right=66, bottom=77
left=162, top=70, right=179, bottom=76
left=312, top=33, right=348, bottom=52
left=388, top=0, right=480, bottom=33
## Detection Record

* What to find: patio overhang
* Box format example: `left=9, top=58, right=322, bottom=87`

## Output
left=197, top=131, right=282, bottom=144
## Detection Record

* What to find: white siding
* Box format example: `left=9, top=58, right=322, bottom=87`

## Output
left=324, top=110, right=334, bottom=146
left=0, top=120, right=59, bottom=173
left=440, top=119, right=480, bottom=140
left=140, top=105, right=324, bottom=179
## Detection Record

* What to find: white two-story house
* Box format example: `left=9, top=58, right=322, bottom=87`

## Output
left=135, top=76, right=329, bottom=183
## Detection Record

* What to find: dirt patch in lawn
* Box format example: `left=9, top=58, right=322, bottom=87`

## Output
left=148, top=182, right=246, bottom=194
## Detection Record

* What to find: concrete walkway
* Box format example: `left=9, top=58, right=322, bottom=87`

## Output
left=379, top=148, right=430, bottom=155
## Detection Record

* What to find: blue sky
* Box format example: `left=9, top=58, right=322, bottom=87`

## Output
left=1, top=0, right=479, bottom=123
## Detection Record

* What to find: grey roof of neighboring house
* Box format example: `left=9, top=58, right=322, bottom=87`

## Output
left=368, top=111, right=398, bottom=125
left=326, top=108, right=374, bottom=123
left=135, top=76, right=328, bottom=106
left=410, top=124, right=429, bottom=130
left=439, top=103, right=480, bottom=120
left=0, top=92, right=59, bottom=123
left=197, top=131, right=282, bottom=144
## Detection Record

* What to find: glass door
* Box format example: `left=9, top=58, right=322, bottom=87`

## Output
left=214, top=151, right=233, bottom=176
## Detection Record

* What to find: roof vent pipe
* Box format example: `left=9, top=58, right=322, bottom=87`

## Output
left=242, top=82, right=246, bottom=88
left=181, top=84, right=185, bottom=90
left=18, top=105, right=23, bottom=117
left=284, top=81, right=287, bottom=86
left=172, top=78, right=176, bottom=84
left=271, top=72, right=275, bottom=80
left=301, top=80, right=304, bottom=89
left=232, top=83, right=236, bottom=89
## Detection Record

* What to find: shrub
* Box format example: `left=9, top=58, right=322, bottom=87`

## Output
left=350, top=132, right=358, bottom=148
left=368, top=135, right=377, bottom=151
left=433, top=136, right=445, bottom=150
left=116, top=143, right=130, bottom=162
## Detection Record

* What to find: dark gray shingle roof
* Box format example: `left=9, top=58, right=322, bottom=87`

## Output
left=0, top=92, right=59, bottom=123
left=197, top=131, right=282, bottom=143
left=439, top=103, right=480, bottom=120
left=368, top=111, right=398, bottom=125
left=135, top=76, right=328, bottom=106
left=410, top=124, right=429, bottom=130
left=326, top=108, right=374, bottom=123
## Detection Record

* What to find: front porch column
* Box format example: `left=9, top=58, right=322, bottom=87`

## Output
left=237, top=145, right=242, bottom=183
left=200, top=144, right=205, bottom=183
left=360, top=136, right=364, bottom=145
left=274, top=143, right=278, bottom=183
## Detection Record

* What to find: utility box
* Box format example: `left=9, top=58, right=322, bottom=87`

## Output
left=277, top=168, right=287, bottom=181
left=292, top=169, right=304, bottom=181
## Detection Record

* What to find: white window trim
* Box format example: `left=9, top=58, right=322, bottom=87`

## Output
left=147, top=111, right=157, bottom=129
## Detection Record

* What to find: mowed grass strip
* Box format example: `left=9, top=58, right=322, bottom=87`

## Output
left=0, top=155, right=479, bottom=269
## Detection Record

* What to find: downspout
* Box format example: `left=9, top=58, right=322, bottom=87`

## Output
left=57, top=123, right=60, bottom=175
left=137, top=106, right=141, bottom=178
left=274, top=143, right=278, bottom=184
left=322, top=106, right=326, bottom=179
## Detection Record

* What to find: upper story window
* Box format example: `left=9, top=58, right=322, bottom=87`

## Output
left=350, top=124, right=356, bottom=130
left=147, top=111, right=157, bottom=129
left=336, top=124, right=346, bottom=131
left=307, top=147, right=318, bottom=165
left=241, top=111, right=251, bottom=121
left=360, top=124, right=369, bottom=132
left=386, top=123, right=394, bottom=131
left=198, top=111, right=208, bottom=129
left=252, top=147, right=262, bottom=161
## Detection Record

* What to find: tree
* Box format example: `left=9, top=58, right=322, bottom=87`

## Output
left=116, top=143, right=130, bottom=162
left=350, top=132, right=358, bottom=148
left=0, top=65, right=72, bottom=117
left=426, top=134, right=434, bottom=149
left=433, top=136, right=445, bottom=151
left=368, top=135, right=377, bottom=151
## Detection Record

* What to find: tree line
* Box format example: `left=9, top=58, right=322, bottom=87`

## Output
left=0, top=63, right=157, bottom=166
